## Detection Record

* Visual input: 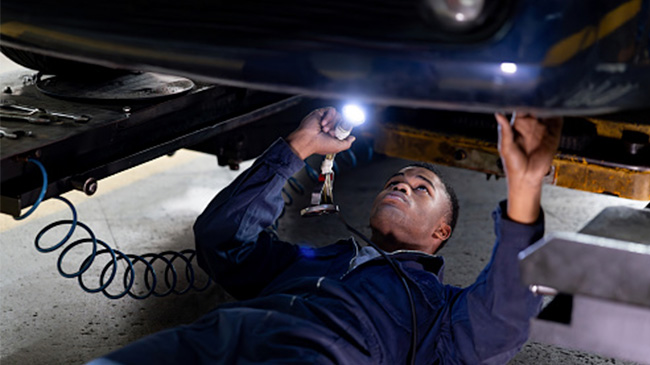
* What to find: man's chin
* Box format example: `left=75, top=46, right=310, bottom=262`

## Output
left=369, top=206, right=404, bottom=229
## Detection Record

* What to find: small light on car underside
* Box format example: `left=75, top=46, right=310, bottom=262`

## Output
left=500, top=62, right=518, bottom=74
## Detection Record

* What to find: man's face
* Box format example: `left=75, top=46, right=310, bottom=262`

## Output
left=369, top=166, right=451, bottom=254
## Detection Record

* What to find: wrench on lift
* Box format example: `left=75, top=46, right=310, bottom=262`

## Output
left=0, top=100, right=90, bottom=124
left=0, top=126, right=33, bottom=139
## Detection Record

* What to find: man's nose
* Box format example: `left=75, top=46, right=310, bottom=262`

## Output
left=392, top=183, right=410, bottom=194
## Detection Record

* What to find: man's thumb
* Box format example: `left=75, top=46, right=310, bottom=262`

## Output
left=494, top=113, right=514, bottom=148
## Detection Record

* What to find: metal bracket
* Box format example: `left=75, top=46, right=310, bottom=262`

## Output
left=519, top=206, right=650, bottom=363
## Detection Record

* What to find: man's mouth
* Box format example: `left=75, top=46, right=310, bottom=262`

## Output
left=383, top=191, right=408, bottom=204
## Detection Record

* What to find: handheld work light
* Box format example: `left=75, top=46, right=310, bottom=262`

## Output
left=301, top=103, right=367, bottom=217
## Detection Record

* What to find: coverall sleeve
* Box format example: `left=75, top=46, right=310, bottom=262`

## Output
left=449, top=201, right=544, bottom=365
left=193, top=138, right=305, bottom=300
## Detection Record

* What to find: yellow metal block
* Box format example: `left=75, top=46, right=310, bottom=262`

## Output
left=588, top=118, right=650, bottom=139
left=373, top=124, right=501, bottom=175
left=373, top=123, right=650, bottom=201
left=553, top=156, right=650, bottom=199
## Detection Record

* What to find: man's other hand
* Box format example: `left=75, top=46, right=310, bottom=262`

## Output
left=495, top=113, right=563, bottom=224
left=287, top=107, right=356, bottom=160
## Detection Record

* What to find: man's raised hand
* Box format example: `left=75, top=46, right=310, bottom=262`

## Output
left=495, top=113, right=563, bottom=224
left=287, top=107, right=356, bottom=160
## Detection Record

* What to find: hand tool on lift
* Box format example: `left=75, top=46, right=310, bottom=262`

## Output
left=0, top=126, right=33, bottom=139
left=0, top=100, right=91, bottom=124
left=301, top=104, right=366, bottom=217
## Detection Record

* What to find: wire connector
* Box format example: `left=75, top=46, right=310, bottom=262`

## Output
left=320, top=157, right=334, bottom=174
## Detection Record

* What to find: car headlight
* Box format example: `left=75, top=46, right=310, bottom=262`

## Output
left=422, top=0, right=485, bottom=31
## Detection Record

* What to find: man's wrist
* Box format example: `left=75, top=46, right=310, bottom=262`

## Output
left=506, top=182, right=542, bottom=224
left=286, top=133, right=312, bottom=160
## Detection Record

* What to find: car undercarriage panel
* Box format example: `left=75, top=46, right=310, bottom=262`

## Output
left=2, top=0, right=649, bottom=115
left=1, top=63, right=649, bottom=219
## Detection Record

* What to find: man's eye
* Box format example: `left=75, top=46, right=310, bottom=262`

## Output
left=386, top=181, right=398, bottom=187
left=416, top=186, right=429, bottom=193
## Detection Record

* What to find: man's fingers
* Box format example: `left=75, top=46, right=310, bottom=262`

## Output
left=494, top=112, right=510, bottom=130
left=540, top=117, right=564, bottom=154
left=333, top=134, right=355, bottom=146
left=345, top=135, right=356, bottom=146
left=542, top=117, right=564, bottom=138
left=323, top=114, right=343, bottom=138
left=320, top=107, right=339, bottom=133
left=311, top=107, right=329, bottom=122
left=335, top=135, right=356, bottom=153
left=321, top=107, right=336, bottom=124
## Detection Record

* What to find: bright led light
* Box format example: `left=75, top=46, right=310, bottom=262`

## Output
left=342, top=104, right=366, bottom=126
left=455, top=13, right=466, bottom=21
left=500, top=62, right=518, bottom=74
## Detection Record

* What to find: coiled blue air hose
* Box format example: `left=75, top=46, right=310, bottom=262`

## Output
left=14, top=158, right=48, bottom=221
left=17, top=159, right=211, bottom=300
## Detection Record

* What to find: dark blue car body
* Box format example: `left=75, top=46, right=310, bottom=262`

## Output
left=2, top=0, right=649, bottom=115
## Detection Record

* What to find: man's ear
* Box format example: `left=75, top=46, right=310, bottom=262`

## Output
left=433, top=222, right=451, bottom=241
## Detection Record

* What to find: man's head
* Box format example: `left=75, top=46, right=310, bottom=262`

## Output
left=369, top=162, right=459, bottom=255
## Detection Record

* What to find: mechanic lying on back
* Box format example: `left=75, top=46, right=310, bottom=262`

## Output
left=95, top=107, right=562, bottom=364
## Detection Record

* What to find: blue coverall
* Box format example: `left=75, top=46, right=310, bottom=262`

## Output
left=99, top=138, right=544, bottom=364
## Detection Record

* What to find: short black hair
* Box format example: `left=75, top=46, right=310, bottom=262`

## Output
left=404, top=162, right=460, bottom=252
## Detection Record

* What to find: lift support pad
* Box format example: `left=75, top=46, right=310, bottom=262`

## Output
left=519, top=206, right=650, bottom=364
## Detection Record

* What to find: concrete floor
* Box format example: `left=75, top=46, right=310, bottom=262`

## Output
left=1, top=145, right=647, bottom=364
